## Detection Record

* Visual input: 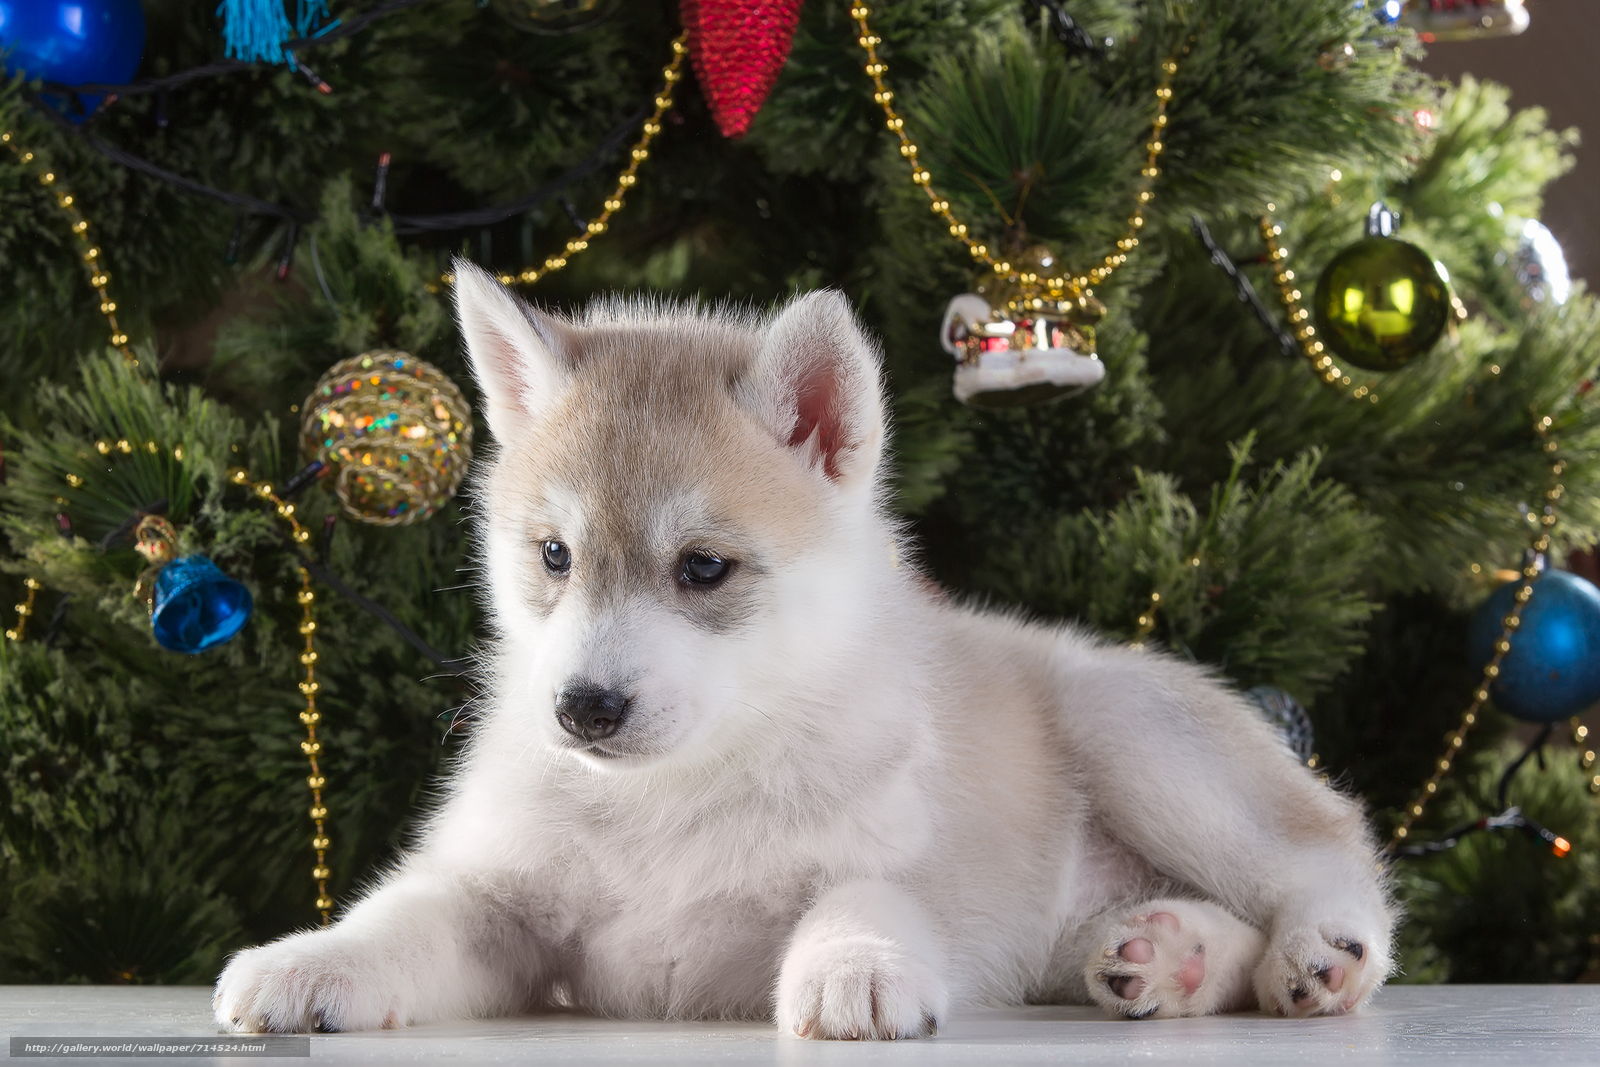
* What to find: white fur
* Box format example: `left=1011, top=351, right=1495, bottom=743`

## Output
left=214, top=269, right=1395, bottom=1037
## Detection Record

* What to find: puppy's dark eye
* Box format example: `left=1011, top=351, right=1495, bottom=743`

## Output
left=542, top=540, right=571, bottom=574
left=681, top=552, right=729, bottom=586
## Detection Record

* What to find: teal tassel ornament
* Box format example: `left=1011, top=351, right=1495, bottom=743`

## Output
left=294, top=0, right=330, bottom=36
left=216, top=0, right=329, bottom=64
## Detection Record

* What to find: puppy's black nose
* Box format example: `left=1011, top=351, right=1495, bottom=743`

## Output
left=555, top=681, right=630, bottom=742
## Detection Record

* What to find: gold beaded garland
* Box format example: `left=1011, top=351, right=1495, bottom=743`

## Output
left=230, top=466, right=334, bottom=923
left=294, top=567, right=334, bottom=918
left=300, top=351, right=473, bottom=526
left=2, top=131, right=135, bottom=363
left=5, top=577, right=42, bottom=643
left=1390, top=428, right=1565, bottom=847
left=1129, top=591, right=1162, bottom=650
left=1573, top=717, right=1599, bottom=795
left=436, top=36, right=687, bottom=292
left=1259, top=210, right=1378, bottom=403
left=851, top=3, right=1181, bottom=309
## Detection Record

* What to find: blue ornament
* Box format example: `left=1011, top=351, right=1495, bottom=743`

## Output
left=1469, top=569, right=1600, bottom=723
left=0, top=0, right=145, bottom=121
left=1360, top=0, right=1404, bottom=27
left=151, top=555, right=254, bottom=654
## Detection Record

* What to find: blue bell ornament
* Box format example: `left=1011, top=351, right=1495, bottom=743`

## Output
left=151, top=555, right=254, bottom=654
left=135, top=515, right=253, bottom=654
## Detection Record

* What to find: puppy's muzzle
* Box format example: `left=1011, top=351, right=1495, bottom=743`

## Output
left=555, top=681, right=632, bottom=742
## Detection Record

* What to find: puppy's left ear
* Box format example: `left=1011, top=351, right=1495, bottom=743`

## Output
left=739, top=290, right=886, bottom=489
left=452, top=258, right=574, bottom=441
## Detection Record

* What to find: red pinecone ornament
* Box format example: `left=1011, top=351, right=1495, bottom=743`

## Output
left=681, top=0, right=804, bottom=138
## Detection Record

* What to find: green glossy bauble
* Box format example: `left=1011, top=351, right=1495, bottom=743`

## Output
left=1313, top=236, right=1450, bottom=372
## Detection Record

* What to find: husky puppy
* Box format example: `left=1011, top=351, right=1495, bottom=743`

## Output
left=214, top=263, right=1394, bottom=1038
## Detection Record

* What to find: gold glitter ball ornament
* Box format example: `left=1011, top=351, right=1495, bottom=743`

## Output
left=300, top=351, right=473, bottom=526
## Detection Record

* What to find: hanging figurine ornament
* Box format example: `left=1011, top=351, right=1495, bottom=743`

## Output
left=300, top=351, right=473, bottom=527
left=1401, top=0, right=1529, bottom=42
left=941, top=246, right=1110, bottom=408
left=133, top=516, right=255, bottom=654
left=852, top=3, right=1181, bottom=408
left=681, top=0, right=805, bottom=138
left=1312, top=202, right=1451, bottom=373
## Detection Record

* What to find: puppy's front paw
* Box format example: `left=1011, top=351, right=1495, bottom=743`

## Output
left=1254, top=925, right=1384, bottom=1017
left=776, top=936, right=948, bottom=1040
left=213, top=932, right=408, bottom=1033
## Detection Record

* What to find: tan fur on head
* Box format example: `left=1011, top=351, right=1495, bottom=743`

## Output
left=452, top=260, right=886, bottom=493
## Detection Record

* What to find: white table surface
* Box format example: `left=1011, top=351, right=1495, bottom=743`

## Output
left=2, top=984, right=1597, bottom=1065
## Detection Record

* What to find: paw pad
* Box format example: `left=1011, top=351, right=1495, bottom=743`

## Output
left=1119, top=938, right=1155, bottom=964
left=1261, top=929, right=1380, bottom=1017
left=1107, top=975, right=1147, bottom=1000
left=1093, top=909, right=1209, bottom=1018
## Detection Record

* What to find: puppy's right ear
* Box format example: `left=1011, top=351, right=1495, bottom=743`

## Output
left=452, top=258, right=572, bottom=439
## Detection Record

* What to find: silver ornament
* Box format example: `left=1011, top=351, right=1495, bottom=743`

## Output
left=1245, top=686, right=1318, bottom=767
left=1508, top=218, right=1571, bottom=307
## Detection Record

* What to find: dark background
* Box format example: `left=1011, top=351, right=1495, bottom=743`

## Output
left=1417, top=0, right=1596, bottom=283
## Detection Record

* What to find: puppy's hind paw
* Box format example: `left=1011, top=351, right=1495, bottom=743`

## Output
left=1086, top=899, right=1264, bottom=1020
left=1255, top=925, right=1385, bottom=1017
left=776, top=936, right=948, bottom=1040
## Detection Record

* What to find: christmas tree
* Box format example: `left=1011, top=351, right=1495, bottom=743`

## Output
left=3, top=0, right=1597, bottom=986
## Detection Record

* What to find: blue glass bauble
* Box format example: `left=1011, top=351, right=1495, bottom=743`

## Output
left=151, top=555, right=253, bottom=654
left=1469, top=569, right=1600, bottom=723
left=0, top=0, right=146, bottom=121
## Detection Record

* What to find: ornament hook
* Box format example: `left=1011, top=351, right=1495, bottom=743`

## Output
left=1365, top=201, right=1401, bottom=238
